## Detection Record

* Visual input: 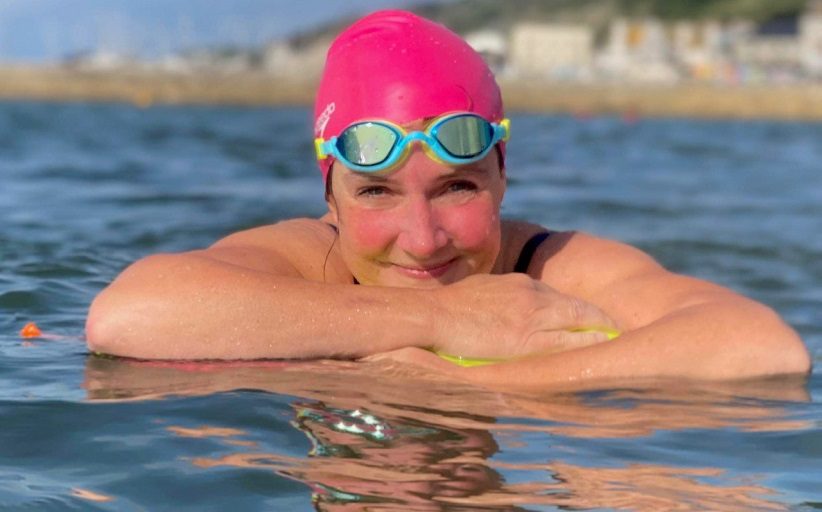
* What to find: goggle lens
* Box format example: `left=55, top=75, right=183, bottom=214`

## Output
left=435, top=115, right=493, bottom=158
left=336, top=122, right=398, bottom=166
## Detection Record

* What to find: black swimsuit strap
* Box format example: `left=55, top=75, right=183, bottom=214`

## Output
left=514, top=232, right=551, bottom=274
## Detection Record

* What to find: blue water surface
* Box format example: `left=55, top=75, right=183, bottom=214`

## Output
left=1, top=101, right=820, bottom=511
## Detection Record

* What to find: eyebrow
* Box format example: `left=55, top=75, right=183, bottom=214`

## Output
left=342, top=166, right=484, bottom=185
left=342, top=172, right=391, bottom=185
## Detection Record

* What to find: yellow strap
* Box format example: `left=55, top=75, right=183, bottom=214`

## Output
left=436, top=328, right=620, bottom=367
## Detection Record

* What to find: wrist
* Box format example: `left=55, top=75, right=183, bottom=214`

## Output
left=426, top=285, right=454, bottom=351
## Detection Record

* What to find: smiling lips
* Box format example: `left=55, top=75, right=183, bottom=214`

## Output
left=392, top=258, right=457, bottom=279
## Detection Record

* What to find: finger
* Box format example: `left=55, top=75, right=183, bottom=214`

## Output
left=523, top=329, right=611, bottom=356
left=360, top=347, right=454, bottom=370
left=531, top=296, right=619, bottom=332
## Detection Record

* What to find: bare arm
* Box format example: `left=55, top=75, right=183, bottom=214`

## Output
left=464, top=232, right=811, bottom=387
left=86, top=219, right=438, bottom=359
left=373, top=232, right=810, bottom=388
left=87, top=254, right=436, bottom=360
left=86, top=220, right=617, bottom=360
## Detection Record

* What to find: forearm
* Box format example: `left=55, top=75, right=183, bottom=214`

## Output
left=86, top=253, right=434, bottom=360
left=463, top=298, right=810, bottom=390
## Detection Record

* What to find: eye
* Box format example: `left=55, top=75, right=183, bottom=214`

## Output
left=357, top=186, right=389, bottom=197
left=445, top=180, right=478, bottom=194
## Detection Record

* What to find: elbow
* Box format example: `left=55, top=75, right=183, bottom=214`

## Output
left=744, top=307, right=812, bottom=378
left=775, top=328, right=812, bottom=377
left=85, top=253, right=176, bottom=358
left=679, top=300, right=812, bottom=381
left=85, top=288, right=129, bottom=357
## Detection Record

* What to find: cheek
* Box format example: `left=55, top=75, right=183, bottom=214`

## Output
left=341, top=207, right=398, bottom=254
left=338, top=196, right=502, bottom=255
left=442, top=199, right=500, bottom=249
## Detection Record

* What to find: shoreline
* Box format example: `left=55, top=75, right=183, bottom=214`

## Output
left=2, top=66, right=821, bottom=121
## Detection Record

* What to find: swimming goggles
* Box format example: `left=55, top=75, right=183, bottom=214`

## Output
left=314, top=112, right=510, bottom=173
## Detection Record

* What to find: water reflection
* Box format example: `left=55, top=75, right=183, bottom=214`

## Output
left=290, top=402, right=503, bottom=509
left=84, top=357, right=808, bottom=510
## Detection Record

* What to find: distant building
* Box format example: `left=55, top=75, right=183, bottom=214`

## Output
left=508, top=23, right=593, bottom=80
left=669, top=20, right=753, bottom=83
left=672, top=21, right=719, bottom=72
left=734, top=14, right=802, bottom=79
left=262, top=35, right=331, bottom=80
left=464, top=30, right=507, bottom=73
left=62, top=50, right=138, bottom=71
left=800, top=0, right=822, bottom=76
left=598, top=18, right=679, bottom=83
left=172, top=48, right=256, bottom=74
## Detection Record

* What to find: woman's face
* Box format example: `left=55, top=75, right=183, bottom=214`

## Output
left=327, top=127, right=506, bottom=289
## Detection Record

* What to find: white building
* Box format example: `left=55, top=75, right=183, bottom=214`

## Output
left=734, top=18, right=802, bottom=70
left=465, top=30, right=507, bottom=73
left=508, top=23, right=593, bottom=80
left=669, top=20, right=754, bottom=82
left=672, top=21, right=725, bottom=67
left=598, top=18, right=679, bottom=83
left=262, top=36, right=331, bottom=79
left=62, top=50, right=137, bottom=71
left=800, top=0, right=822, bottom=75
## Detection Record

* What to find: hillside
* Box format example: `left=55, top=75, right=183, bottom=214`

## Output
left=414, top=0, right=810, bottom=34
left=290, top=0, right=811, bottom=52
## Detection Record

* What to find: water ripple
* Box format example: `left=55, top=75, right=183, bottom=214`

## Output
left=1, top=102, right=820, bottom=510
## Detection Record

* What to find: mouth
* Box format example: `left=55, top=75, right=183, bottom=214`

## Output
left=392, top=258, right=457, bottom=279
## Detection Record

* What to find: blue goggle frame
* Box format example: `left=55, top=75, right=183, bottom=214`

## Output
left=315, top=113, right=510, bottom=173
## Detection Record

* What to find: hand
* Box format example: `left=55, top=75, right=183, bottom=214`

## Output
left=430, top=273, right=619, bottom=360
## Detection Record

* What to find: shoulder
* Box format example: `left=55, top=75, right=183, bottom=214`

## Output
left=500, top=222, right=659, bottom=277
left=510, top=228, right=671, bottom=309
left=213, top=217, right=337, bottom=250
left=205, top=217, right=350, bottom=282
left=535, top=231, right=663, bottom=286
left=543, top=231, right=660, bottom=270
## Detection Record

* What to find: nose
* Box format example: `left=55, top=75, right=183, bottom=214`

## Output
left=396, top=196, right=448, bottom=258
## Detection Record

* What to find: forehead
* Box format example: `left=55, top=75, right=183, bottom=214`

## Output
left=337, top=149, right=501, bottom=185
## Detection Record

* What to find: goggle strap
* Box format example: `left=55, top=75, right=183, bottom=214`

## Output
left=500, top=119, right=511, bottom=142
left=314, top=138, right=329, bottom=160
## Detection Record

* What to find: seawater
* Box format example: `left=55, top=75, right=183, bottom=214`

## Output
left=1, top=101, right=820, bottom=511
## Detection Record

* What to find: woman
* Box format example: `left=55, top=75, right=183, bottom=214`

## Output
left=86, top=10, right=809, bottom=388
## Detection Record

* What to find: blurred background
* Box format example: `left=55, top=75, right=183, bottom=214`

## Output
left=1, top=0, right=820, bottom=118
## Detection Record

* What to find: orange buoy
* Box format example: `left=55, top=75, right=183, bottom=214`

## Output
left=20, top=322, right=42, bottom=338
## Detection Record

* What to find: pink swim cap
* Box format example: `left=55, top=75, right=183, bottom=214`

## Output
left=313, top=10, right=505, bottom=182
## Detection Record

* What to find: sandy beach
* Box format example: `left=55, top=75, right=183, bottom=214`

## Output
left=1, top=65, right=821, bottom=121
